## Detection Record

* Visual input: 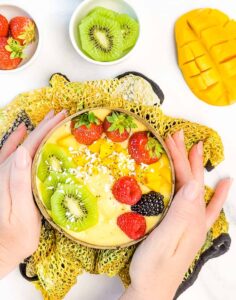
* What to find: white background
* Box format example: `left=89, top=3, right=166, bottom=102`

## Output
left=0, top=0, right=236, bottom=299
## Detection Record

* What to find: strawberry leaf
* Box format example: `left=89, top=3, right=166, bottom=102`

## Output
left=18, top=21, right=36, bottom=45
left=106, top=112, right=137, bottom=134
left=5, top=38, right=26, bottom=59
left=73, top=112, right=100, bottom=129
left=146, top=136, right=164, bottom=159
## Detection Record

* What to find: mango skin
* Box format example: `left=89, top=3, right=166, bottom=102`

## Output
left=175, top=8, right=236, bottom=106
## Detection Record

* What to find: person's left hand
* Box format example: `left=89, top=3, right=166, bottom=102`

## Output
left=0, top=109, right=66, bottom=279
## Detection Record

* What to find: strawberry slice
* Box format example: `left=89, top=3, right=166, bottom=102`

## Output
left=128, top=131, right=164, bottom=165
left=71, top=112, right=103, bottom=145
left=103, top=112, right=137, bottom=142
left=0, top=37, right=25, bottom=70
left=117, top=212, right=146, bottom=240
left=9, top=16, right=36, bottom=45
left=112, top=176, right=142, bottom=205
left=0, top=14, right=9, bottom=37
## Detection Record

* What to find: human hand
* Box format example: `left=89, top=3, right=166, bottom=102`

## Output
left=121, top=130, right=232, bottom=300
left=0, top=110, right=67, bottom=279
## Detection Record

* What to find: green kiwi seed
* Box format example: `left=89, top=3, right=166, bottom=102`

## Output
left=51, top=184, right=99, bottom=232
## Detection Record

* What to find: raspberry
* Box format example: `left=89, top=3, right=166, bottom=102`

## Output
left=117, top=212, right=146, bottom=240
left=112, top=176, right=142, bottom=205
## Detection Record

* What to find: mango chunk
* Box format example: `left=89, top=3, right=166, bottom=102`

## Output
left=189, top=41, right=206, bottom=57
left=201, top=26, right=229, bottom=50
left=57, top=134, right=80, bottom=151
left=175, top=8, right=236, bottom=106
left=182, top=61, right=200, bottom=77
left=211, top=40, right=236, bottom=63
left=88, top=139, right=103, bottom=153
left=196, top=55, right=211, bottom=71
left=220, top=58, right=236, bottom=78
left=179, top=45, right=195, bottom=65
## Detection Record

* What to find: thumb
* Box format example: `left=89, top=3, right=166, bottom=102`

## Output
left=10, top=146, right=34, bottom=215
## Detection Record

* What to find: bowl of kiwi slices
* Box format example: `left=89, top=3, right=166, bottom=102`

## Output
left=69, top=0, right=140, bottom=65
left=32, top=108, right=175, bottom=249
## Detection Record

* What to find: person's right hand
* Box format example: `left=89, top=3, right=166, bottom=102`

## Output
left=0, top=109, right=67, bottom=279
left=121, top=130, right=232, bottom=300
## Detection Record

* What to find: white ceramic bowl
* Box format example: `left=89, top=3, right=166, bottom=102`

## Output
left=69, top=0, right=140, bottom=65
left=0, top=3, right=40, bottom=73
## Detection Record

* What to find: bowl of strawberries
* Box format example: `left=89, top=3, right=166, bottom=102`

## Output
left=0, top=3, right=39, bottom=72
left=32, top=108, right=175, bottom=249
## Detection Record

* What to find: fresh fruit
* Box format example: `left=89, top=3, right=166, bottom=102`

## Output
left=57, top=134, right=80, bottom=151
left=175, top=8, right=236, bottom=106
left=116, top=14, right=139, bottom=51
left=79, top=14, right=123, bottom=62
left=51, top=183, right=98, bottom=232
left=39, top=172, right=79, bottom=209
left=131, top=191, right=165, bottom=216
left=0, top=14, right=9, bottom=37
left=71, top=112, right=103, bottom=145
left=117, top=212, right=146, bottom=240
left=37, top=143, right=76, bottom=182
left=88, top=6, right=118, bottom=19
left=99, top=139, right=114, bottom=158
left=103, top=112, right=137, bottom=142
left=88, top=138, right=103, bottom=153
left=128, top=131, right=164, bottom=165
left=78, top=6, right=139, bottom=62
left=112, top=176, right=142, bottom=205
left=0, top=37, right=25, bottom=70
left=9, top=16, right=36, bottom=45
left=136, top=155, right=172, bottom=197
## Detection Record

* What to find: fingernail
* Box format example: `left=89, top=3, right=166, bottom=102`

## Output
left=15, top=146, right=30, bottom=169
left=197, top=141, right=203, bottom=155
left=167, top=133, right=175, bottom=145
left=17, top=123, right=25, bottom=131
left=44, top=110, right=54, bottom=120
left=182, top=180, right=200, bottom=201
left=178, top=129, right=184, bottom=141
left=59, top=109, right=67, bottom=116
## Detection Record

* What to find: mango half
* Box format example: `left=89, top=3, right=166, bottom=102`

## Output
left=175, top=8, right=236, bottom=106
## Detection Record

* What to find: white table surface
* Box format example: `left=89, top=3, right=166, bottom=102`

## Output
left=0, top=0, right=236, bottom=299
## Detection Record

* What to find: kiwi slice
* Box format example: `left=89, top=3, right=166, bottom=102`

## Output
left=37, top=144, right=76, bottom=182
left=79, top=14, right=123, bottom=62
left=116, top=14, right=139, bottom=51
left=39, top=172, right=79, bottom=210
left=88, top=6, right=118, bottom=19
left=51, top=184, right=98, bottom=232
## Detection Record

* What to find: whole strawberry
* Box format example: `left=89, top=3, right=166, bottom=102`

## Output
left=10, top=16, right=36, bottom=45
left=0, top=14, right=9, bottom=37
left=112, top=176, right=142, bottom=205
left=117, top=212, right=146, bottom=240
left=0, top=37, right=25, bottom=70
left=71, top=112, right=103, bottom=145
left=103, top=112, right=137, bottom=142
left=128, top=131, right=164, bottom=165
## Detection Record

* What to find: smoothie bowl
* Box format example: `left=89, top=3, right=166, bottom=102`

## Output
left=32, top=108, right=175, bottom=249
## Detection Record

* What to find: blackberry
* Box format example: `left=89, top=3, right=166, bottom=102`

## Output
left=131, top=191, right=164, bottom=216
